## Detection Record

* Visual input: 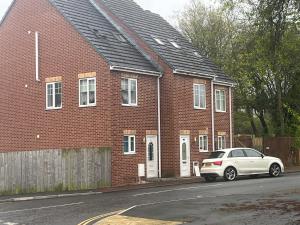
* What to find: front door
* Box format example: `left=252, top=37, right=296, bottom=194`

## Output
left=146, top=135, right=158, bottom=178
left=180, top=135, right=191, bottom=177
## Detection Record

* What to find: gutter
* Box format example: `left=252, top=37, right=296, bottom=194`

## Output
left=173, top=69, right=216, bottom=79
left=110, top=66, right=161, bottom=77
left=213, top=80, right=235, bottom=87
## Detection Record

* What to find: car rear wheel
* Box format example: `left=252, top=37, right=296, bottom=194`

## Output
left=204, top=176, right=216, bottom=182
left=269, top=163, right=281, bottom=177
left=224, top=167, right=237, bottom=181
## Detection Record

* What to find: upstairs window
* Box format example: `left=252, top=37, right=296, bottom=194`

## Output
left=170, top=40, right=181, bottom=49
left=123, top=135, right=136, bottom=155
left=194, top=84, right=206, bottom=109
left=46, top=82, right=62, bottom=110
left=79, top=78, right=96, bottom=107
left=215, top=89, right=226, bottom=112
left=121, top=78, right=137, bottom=106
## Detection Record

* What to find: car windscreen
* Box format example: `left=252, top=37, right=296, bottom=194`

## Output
left=208, top=151, right=225, bottom=159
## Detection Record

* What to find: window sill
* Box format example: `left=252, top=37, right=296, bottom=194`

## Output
left=216, top=110, right=227, bottom=113
left=46, top=107, right=62, bottom=111
left=124, top=152, right=136, bottom=155
left=199, top=150, right=209, bottom=153
left=122, top=104, right=138, bottom=107
left=194, top=107, right=206, bottom=110
left=79, top=104, right=97, bottom=108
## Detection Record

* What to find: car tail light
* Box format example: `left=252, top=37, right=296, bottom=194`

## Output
left=213, top=161, right=223, bottom=166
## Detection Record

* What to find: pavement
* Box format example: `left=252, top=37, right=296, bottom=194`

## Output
left=0, top=165, right=299, bottom=203
left=0, top=171, right=299, bottom=225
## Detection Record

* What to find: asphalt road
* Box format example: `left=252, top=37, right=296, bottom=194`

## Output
left=0, top=173, right=299, bottom=225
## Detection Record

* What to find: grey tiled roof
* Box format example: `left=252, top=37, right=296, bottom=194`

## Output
left=49, top=0, right=158, bottom=73
left=98, top=0, right=234, bottom=83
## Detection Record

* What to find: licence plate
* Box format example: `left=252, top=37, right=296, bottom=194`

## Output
left=204, top=163, right=212, bottom=167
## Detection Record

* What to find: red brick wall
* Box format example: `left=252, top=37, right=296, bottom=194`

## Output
left=0, top=0, right=161, bottom=186
left=95, top=0, right=233, bottom=178
left=214, top=85, right=231, bottom=150
left=0, top=0, right=113, bottom=151
left=0, top=0, right=233, bottom=187
left=110, top=71, right=158, bottom=185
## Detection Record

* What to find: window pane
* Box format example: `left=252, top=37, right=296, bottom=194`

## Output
left=80, top=80, right=88, bottom=105
left=222, top=136, right=226, bottom=149
left=121, top=79, right=129, bottom=104
left=230, top=150, right=245, bottom=158
left=200, top=85, right=206, bottom=108
left=194, top=85, right=200, bottom=108
left=244, top=149, right=261, bottom=157
left=199, top=136, right=203, bottom=150
left=182, top=143, right=187, bottom=160
left=80, top=80, right=88, bottom=92
left=148, top=142, right=154, bottom=161
left=55, top=83, right=62, bottom=108
left=130, top=136, right=135, bottom=153
left=130, top=80, right=137, bottom=104
left=89, top=79, right=95, bottom=92
left=47, top=84, right=53, bottom=108
left=89, top=79, right=96, bottom=104
left=209, top=151, right=225, bottom=159
left=204, top=136, right=208, bottom=150
left=123, top=136, right=129, bottom=153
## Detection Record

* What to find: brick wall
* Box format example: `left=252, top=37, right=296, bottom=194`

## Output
left=110, top=71, right=158, bottom=185
left=0, top=0, right=113, bottom=151
left=95, top=0, right=233, bottom=178
left=0, top=0, right=233, bottom=188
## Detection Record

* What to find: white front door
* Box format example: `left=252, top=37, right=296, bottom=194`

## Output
left=146, top=135, right=158, bottom=178
left=180, top=135, right=191, bottom=177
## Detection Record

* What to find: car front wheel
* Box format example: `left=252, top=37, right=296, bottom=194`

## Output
left=224, top=167, right=237, bottom=181
left=269, top=163, right=281, bottom=177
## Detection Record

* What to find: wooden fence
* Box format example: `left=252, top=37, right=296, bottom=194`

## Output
left=0, top=148, right=111, bottom=195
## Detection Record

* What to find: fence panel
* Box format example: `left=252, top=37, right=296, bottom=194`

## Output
left=0, top=148, right=111, bottom=195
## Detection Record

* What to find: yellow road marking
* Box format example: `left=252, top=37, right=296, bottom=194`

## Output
left=96, top=215, right=183, bottom=225
left=77, top=210, right=123, bottom=225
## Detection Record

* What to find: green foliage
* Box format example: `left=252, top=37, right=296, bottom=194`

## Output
left=179, top=0, right=300, bottom=137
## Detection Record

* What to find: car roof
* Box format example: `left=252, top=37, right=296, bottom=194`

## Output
left=215, top=148, right=254, bottom=153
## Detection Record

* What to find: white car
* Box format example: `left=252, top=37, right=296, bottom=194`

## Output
left=200, top=148, right=284, bottom=182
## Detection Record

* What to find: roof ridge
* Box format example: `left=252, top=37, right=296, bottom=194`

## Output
left=89, top=0, right=163, bottom=72
left=97, top=0, right=233, bottom=82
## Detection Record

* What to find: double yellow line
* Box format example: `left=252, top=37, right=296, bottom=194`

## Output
left=77, top=210, right=123, bottom=225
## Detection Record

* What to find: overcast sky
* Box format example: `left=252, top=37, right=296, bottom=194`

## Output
left=0, top=0, right=198, bottom=26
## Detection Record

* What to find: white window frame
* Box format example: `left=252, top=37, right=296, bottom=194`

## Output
left=194, top=84, right=206, bottom=110
left=215, top=89, right=226, bottom=112
left=199, top=135, right=208, bottom=152
left=121, top=78, right=138, bottom=107
left=46, top=82, right=62, bottom=110
left=123, top=135, right=136, bottom=155
left=79, top=77, right=96, bottom=107
left=217, top=136, right=226, bottom=150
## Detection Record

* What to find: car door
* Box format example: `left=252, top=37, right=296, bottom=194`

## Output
left=243, top=149, right=268, bottom=173
left=228, top=149, right=248, bottom=174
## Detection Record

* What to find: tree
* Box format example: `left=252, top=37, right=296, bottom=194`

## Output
left=178, top=0, right=300, bottom=137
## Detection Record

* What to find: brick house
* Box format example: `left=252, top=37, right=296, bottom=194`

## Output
left=0, top=0, right=234, bottom=191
